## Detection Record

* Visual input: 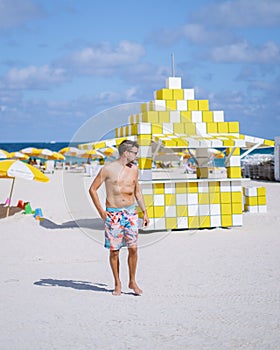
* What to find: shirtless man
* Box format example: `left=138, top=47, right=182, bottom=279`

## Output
left=89, top=140, right=149, bottom=296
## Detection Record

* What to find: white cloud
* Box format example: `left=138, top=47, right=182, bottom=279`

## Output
left=193, top=0, right=280, bottom=28
left=180, top=23, right=234, bottom=45
left=209, top=41, right=280, bottom=63
left=61, top=40, right=146, bottom=75
left=4, top=65, right=67, bottom=90
left=0, top=0, right=45, bottom=30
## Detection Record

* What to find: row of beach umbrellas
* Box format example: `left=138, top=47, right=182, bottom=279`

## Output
left=0, top=146, right=108, bottom=218
left=0, top=146, right=104, bottom=218
left=0, top=147, right=108, bottom=161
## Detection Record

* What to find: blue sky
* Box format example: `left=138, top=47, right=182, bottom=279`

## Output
left=0, top=0, right=279, bottom=142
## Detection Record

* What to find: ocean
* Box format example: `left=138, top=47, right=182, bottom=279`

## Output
left=0, top=142, right=77, bottom=153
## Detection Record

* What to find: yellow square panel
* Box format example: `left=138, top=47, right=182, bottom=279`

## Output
left=137, top=206, right=144, bottom=218
left=185, top=123, right=196, bottom=136
left=154, top=206, right=165, bottom=217
left=199, top=216, right=210, bottom=228
left=263, top=139, right=274, bottom=146
left=176, top=183, right=188, bottom=193
left=227, top=167, right=241, bottom=178
left=207, top=122, right=218, bottom=133
left=165, top=194, right=176, bottom=206
left=94, top=141, right=106, bottom=148
left=197, top=168, right=209, bottom=179
left=209, top=182, right=220, bottom=192
left=137, top=135, right=152, bottom=146
left=161, top=139, right=177, bottom=147
left=226, top=147, right=240, bottom=156
left=232, top=203, right=243, bottom=214
left=158, top=111, right=170, bottom=123
left=209, top=192, right=220, bottom=204
left=152, top=124, right=163, bottom=134
left=231, top=192, right=242, bottom=203
left=156, top=89, right=173, bottom=100
left=245, top=197, right=258, bottom=206
left=258, top=196, right=266, bottom=205
left=217, top=122, right=229, bottom=133
left=141, top=111, right=158, bottom=123
left=166, top=217, right=177, bottom=229
left=143, top=194, right=154, bottom=206
left=153, top=183, right=164, bottom=194
left=140, top=103, right=148, bottom=113
left=131, top=124, right=137, bottom=135
left=173, top=89, right=184, bottom=100
left=221, top=203, right=232, bottom=214
left=176, top=205, right=188, bottom=216
left=187, top=182, right=198, bottom=193
left=138, top=158, right=152, bottom=169
left=202, top=111, right=213, bottom=122
left=220, top=192, right=231, bottom=203
left=257, top=187, right=266, bottom=196
left=187, top=100, right=198, bottom=111
left=198, top=193, right=209, bottom=204
left=188, top=216, right=200, bottom=228
left=221, top=215, right=233, bottom=227
left=198, top=100, right=209, bottom=111
left=180, top=111, right=192, bottom=122
left=166, top=100, right=177, bottom=110
left=173, top=123, right=184, bottom=134
left=176, top=139, right=189, bottom=147
left=228, top=121, right=239, bottom=133
left=147, top=206, right=155, bottom=218
left=223, top=139, right=235, bottom=147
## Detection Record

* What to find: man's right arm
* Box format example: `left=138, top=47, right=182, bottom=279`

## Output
left=89, top=168, right=107, bottom=221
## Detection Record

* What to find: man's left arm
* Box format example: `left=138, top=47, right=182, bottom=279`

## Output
left=134, top=175, right=150, bottom=228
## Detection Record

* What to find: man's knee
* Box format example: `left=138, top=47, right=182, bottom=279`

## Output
left=110, top=250, right=119, bottom=258
left=128, top=246, right=137, bottom=255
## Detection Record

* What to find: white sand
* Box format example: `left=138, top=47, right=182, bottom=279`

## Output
left=0, top=170, right=280, bottom=350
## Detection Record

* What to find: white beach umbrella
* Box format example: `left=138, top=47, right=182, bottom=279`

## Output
left=0, top=160, right=49, bottom=217
left=0, top=149, right=11, bottom=159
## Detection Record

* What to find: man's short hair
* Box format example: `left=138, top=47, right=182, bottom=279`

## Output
left=118, top=140, right=139, bottom=156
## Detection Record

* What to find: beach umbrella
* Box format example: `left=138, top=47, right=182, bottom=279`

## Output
left=21, top=147, right=41, bottom=156
left=79, top=149, right=104, bottom=159
left=35, top=148, right=65, bottom=160
left=10, top=151, right=29, bottom=161
left=182, top=148, right=225, bottom=159
left=58, top=147, right=81, bottom=157
left=0, top=160, right=49, bottom=217
left=0, top=149, right=11, bottom=159
left=102, top=147, right=118, bottom=157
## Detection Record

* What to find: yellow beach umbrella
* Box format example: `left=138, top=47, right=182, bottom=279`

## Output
left=20, top=147, right=41, bottom=156
left=0, top=149, right=11, bottom=159
left=10, top=151, right=29, bottom=161
left=0, top=160, right=49, bottom=217
left=35, top=148, right=63, bottom=160
left=103, top=147, right=118, bottom=157
left=182, top=148, right=225, bottom=159
left=58, top=147, right=81, bottom=157
left=79, top=149, right=104, bottom=159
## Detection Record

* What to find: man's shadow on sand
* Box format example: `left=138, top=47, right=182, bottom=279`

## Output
left=39, top=217, right=104, bottom=230
left=33, top=279, right=137, bottom=296
left=34, top=279, right=113, bottom=293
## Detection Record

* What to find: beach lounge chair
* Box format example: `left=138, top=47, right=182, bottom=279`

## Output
left=44, top=160, right=55, bottom=174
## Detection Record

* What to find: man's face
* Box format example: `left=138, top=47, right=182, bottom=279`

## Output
left=126, top=147, right=138, bottom=165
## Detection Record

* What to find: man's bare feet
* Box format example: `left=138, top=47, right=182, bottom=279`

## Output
left=128, top=282, right=143, bottom=295
left=112, top=284, right=121, bottom=296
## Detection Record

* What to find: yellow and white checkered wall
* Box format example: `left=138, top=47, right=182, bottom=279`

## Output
left=243, top=186, right=267, bottom=213
left=137, top=180, right=244, bottom=230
